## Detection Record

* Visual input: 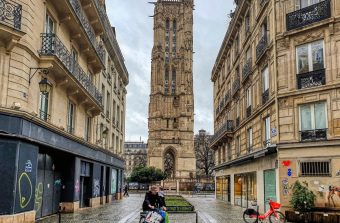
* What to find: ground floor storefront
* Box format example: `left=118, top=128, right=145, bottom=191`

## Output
left=215, top=150, right=279, bottom=213
left=0, top=114, right=124, bottom=222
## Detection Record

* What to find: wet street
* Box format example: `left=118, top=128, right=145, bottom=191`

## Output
left=37, top=194, right=253, bottom=223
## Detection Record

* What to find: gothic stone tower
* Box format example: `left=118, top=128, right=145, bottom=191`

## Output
left=148, top=0, right=196, bottom=179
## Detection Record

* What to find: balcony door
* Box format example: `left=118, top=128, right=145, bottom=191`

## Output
left=297, top=0, right=323, bottom=9
left=44, top=13, right=55, bottom=53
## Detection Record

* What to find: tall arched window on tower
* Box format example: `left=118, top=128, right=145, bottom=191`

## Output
left=165, top=67, right=169, bottom=95
left=171, top=68, right=176, bottom=95
left=172, top=20, right=177, bottom=58
left=165, top=19, right=170, bottom=63
left=164, top=149, right=175, bottom=178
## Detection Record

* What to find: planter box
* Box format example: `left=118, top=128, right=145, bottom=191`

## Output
left=285, top=211, right=311, bottom=223
left=286, top=210, right=339, bottom=223
left=311, top=212, right=338, bottom=223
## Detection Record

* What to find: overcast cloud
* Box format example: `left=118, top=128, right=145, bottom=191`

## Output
left=106, top=0, right=234, bottom=142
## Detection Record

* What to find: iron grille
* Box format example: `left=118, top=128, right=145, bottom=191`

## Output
left=262, top=89, right=269, bottom=105
left=286, top=0, right=331, bottom=31
left=68, top=0, right=105, bottom=65
left=263, top=139, right=271, bottom=147
left=300, top=129, right=327, bottom=142
left=232, top=78, right=240, bottom=96
left=40, top=33, right=103, bottom=106
left=297, top=69, right=326, bottom=89
left=256, top=34, right=268, bottom=61
left=246, top=106, right=252, bottom=118
left=0, top=0, right=22, bottom=30
left=39, top=110, right=50, bottom=121
left=242, top=58, right=252, bottom=82
left=210, top=120, right=234, bottom=146
left=300, top=160, right=331, bottom=177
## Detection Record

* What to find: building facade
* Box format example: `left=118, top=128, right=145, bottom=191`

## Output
left=211, top=0, right=340, bottom=212
left=148, top=0, right=196, bottom=179
left=0, top=0, right=128, bottom=222
left=124, top=141, right=148, bottom=178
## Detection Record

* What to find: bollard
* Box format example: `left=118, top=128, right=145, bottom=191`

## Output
left=58, top=204, right=65, bottom=223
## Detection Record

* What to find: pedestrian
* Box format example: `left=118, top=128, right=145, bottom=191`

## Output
left=142, top=185, right=167, bottom=223
left=123, top=184, right=129, bottom=197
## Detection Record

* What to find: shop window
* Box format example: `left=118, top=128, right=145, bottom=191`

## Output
left=299, top=160, right=330, bottom=176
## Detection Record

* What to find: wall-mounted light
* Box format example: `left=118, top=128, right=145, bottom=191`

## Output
left=39, top=78, right=52, bottom=93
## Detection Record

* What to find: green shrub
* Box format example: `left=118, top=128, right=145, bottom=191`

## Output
left=128, top=166, right=166, bottom=183
left=290, top=181, right=316, bottom=212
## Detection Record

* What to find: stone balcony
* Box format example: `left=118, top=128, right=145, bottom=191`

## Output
left=210, top=120, right=234, bottom=148
left=40, top=33, right=103, bottom=114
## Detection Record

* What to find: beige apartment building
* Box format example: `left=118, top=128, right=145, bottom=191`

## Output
left=124, top=141, right=148, bottom=178
left=211, top=0, right=340, bottom=213
left=0, top=0, right=128, bottom=222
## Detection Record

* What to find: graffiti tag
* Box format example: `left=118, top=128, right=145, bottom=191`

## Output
left=18, top=172, right=33, bottom=209
left=336, top=170, right=340, bottom=177
left=54, top=179, right=61, bottom=186
left=93, top=179, right=100, bottom=197
left=34, top=183, right=43, bottom=212
left=75, top=180, right=80, bottom=194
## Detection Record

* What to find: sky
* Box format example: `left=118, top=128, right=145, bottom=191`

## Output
left=106, top=0, right=234, bottom=142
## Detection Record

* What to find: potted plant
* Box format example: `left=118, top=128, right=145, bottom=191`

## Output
left=288, top=181, right=316, bottom=223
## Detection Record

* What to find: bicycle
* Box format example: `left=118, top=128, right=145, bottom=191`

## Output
left=243, top=199, right=286, bottom=223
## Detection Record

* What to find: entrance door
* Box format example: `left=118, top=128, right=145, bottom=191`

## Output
left=80, top=176, right=91, bottom=208
left=264, top=169, right=276, bottom=211
left=100, top=166, right=104, bottom=204
left=105, top=167, right=110, bottom=203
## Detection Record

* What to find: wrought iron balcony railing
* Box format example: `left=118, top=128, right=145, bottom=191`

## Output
left=224, top=90, right=231, bottom=105
left=297, top=69, right=326, bottom=89
left=246, top=106, right=252, bottom=118
left=286, top=0, right=331, bottom=31
left=256, top=34, right=268, bottom=61
left=39, top=110, right=50, bottom=121
left=210, top=120, right=234, bottom=146
left=236, top=117, right=240, bottom=128
left=263, top=139, right=271, bottom=147
left=262, top=89, right=269, bottom=105
left=232, top=78, right=240, bottom=96
left=40, top=33, right=103, bottom=106
left=68, top=0, right=105, bottom=65
left=300, top=129, right=327, bottom=142
left=0, top=0, right=22, bottom=30
left=242, top=58, right=252, bottom=82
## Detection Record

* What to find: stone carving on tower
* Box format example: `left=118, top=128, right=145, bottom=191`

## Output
left=148, top=0, right=196, bottom=179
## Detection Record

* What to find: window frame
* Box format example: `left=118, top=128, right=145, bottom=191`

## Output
left=262, top=66, right=269, bottom=92
left=67, top=100, right=76, bottom=133
left=298, top=102, right=327, bottom=131
left=264, top=116, right=271, bottom=143
left=296, top=40, right=325, bottom=75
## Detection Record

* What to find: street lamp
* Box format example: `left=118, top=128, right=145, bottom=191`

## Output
left=39, top=78, right=52, bottom=93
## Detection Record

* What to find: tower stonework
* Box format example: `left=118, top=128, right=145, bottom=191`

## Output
left=148, top=0, right=196, bottom=179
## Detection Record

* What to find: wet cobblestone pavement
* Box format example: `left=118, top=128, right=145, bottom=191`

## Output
left=38, top=194, right=286, bottom=223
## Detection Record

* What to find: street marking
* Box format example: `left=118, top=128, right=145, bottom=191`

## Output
left=117, top=209, right=140, bottom=223
left=197, top=210, right=218, bottom=223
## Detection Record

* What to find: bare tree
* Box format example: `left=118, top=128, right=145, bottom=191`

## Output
left=133, top=151, right=147, bottom=168
left=194, top=130, right=215, bottom=178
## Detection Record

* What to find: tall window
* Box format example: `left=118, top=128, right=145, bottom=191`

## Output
left=45, top=14, right=54, bottom=34
left=296, top=0, right=323, bottom=9
left=67, top=101, right=76, bottom=134
left=39, top=92, right=50, bottom=121
left=246, top=87, right=252, bottom=108
left=299, top=102, right=327, bottom=131
left=264, top=116, right=271, bottom=147
left=171, top=69, right=176, bottom=95
left=172, top=20, right=177, bottom=56
left=245, top=13, right=250, bottom=33
left=106, top=91, right=110, bottom=118
left=101, top=85, right=105, bottom=109
left=71, top=47, right=78, bottom=62
left=165, top=68, right=169, bottom=95
left=112, top=100, right=116, bottom=121
left=261, top=21, right=268, bottom=38
left=236, top=136, right=241, bottom=157
left=165, top=19, right=170, bottom=63
left=246, top=47, right=251, bottom=60
left=235, top=34, right=239, bottom=57
left=85, top=116, right=92, bottom=142
left=247, top=128, right=253, bottom=152
left=296, top=40, right=324, bottom=74
left=262, top=66, right=269, bottom=93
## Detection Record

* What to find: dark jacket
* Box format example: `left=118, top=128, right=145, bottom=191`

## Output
left=142, top=191, right=166, bottom=211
